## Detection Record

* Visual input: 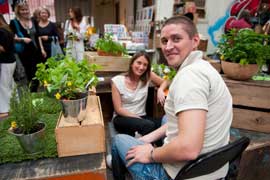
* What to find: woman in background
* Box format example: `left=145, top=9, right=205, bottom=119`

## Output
left=0, top=14, right=16, bottom=118
left=9, top=2, right=41, bottom=92
left=64, top=7, right=87, bottom=61
left=38, top=7, right=59, bottom=60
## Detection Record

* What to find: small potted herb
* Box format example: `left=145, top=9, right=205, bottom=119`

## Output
left=95, top=33, right=127, bottom=56
left=8, top=86, right=46, bottom=154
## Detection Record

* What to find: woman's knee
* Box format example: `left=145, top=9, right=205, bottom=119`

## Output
left=139, top=121, right=156, bottom=135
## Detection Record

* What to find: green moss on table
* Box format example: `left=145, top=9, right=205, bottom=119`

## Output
left=0, top=93, right=61, bottom=164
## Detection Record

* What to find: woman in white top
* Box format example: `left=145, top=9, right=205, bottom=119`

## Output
left=111, top=51, right=164, bottom=137
left=64, top=7, right=87, bottom=61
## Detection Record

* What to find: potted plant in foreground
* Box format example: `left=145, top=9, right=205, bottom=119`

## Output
left=8, top=86, right=46, bottom=155
left=35, top=54, right=100, bottom=123
left=218, top=28, right=270, bottom=80
left=95, top=33, right=127, bottom=56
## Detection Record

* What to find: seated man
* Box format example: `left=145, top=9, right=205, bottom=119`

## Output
left=111, top=16, right=233, bottom=180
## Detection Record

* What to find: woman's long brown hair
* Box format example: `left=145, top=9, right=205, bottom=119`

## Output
left=127, top=51, right=152, bottom=86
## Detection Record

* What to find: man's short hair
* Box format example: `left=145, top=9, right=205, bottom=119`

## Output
left=162, top=16, right=198, bottom=39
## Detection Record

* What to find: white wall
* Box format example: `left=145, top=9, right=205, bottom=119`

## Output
left=155, top=0, right=174, bottom=21
left=202, top=0, right=234, bottom=54
left=155, top=0, right=234, bottom=54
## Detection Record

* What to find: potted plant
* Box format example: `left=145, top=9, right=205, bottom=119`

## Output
left=151, top=63, right=176, bottom=95
left=8, top=86, right=46, bottom=155
left=218, top=28, right=270, bottom=80
left=35, top=54, right=100, bottom=123
left=95, top=33, right=127, bottom=56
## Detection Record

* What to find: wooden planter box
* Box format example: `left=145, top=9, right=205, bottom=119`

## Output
left=84, top=51, right=131, bottom=72
left=224, top=77, right=270, bottom=133
left=55, top=95, right=105, bottom=157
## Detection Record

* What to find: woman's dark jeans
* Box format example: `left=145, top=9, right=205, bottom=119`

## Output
left=113, top=115, right=161, bottom=136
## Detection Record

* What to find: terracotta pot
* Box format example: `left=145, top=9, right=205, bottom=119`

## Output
left=208, top=59, right=221, bottom=73
left=221, top=61, right=258, bottom=80
left=97, top=50, right=122, bottom=57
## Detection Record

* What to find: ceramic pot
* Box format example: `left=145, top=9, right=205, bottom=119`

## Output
left=221, top=61, right=258, bottom=80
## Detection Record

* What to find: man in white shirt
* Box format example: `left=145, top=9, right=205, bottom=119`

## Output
left=111, top=16, right=232, bottom=180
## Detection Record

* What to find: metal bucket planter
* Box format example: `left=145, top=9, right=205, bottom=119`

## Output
left=60, top=93, right=88, bottom=123
left=9, top=122, right=46, bottom=155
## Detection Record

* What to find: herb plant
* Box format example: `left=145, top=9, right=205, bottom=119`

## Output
left=9, top=86, right=40, bottom=134
left=95, top=33, right=127, bottom=56
left=35, top=54, right=100, bottom=100
left=218, top=28, right=270, bottom=67
left=151, top=64, right=176, bottom=80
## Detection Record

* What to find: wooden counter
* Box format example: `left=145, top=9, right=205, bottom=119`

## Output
left=223, top=77, right=270, bottom=133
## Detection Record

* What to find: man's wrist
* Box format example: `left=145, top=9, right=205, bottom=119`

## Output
left=150, top=148, right=156, bottom=163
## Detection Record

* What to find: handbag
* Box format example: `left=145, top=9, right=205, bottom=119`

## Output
left=13, top=19, right=25, bottom=54
left=51, top=36, right=63, bottom=57
left=13, top=54, right=28, bottom=84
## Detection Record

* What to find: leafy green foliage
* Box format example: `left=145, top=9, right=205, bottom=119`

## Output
left=95, top=33, right=127, bottom=56
left=9, top=86, right=40, bottom=134
left=0, top=93, right=60, bottom=164
left=151, top=64, right=176, bottom=80
left=218, top=29, right=270, bottom=67
left=35, top=54, right=100, bottom=100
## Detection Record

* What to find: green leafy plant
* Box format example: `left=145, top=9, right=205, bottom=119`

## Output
left=9, top=86, right=41, bottom=134
left=35, top=54, right=100, bottom=100
left=151, top=63, right=176, bottom=80
left=95, top=33, right=127, bottom=56
left=217, top=28, right=270, bottom=67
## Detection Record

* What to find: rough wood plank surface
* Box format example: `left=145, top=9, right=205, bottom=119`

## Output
left=230, top=128, right=270, bottom=180
left=55, top=96, right=105, bottom=157
left=232, top=108, right=270, bottom=133
left=224, top=76, right=270, bottom=109
left=84, top=51, right=131, bottom=72
left=0, top=153, right=106, bottom=180
left=237, top=145, right=270, bottom=180
left=81, top=96, right=104, bottom=126
left=58, top=111, right=80, bottom=127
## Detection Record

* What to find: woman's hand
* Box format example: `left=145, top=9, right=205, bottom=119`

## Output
left=138, top=135, right=153, bottom=143
left=126, top=143, right=154, bottom=167
left=41, top=49, right=47, bottom=58
left=157, top=87, right=166, bottom=106
left=22, top=38, right=32, bottom=44
left=0, top=45, right=5, bottom=53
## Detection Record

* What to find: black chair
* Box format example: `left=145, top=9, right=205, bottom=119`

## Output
left=174, top=137, right=250, bottom=180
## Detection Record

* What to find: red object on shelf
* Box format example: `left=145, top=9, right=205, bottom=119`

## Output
left=0, top=0, right=9, bottom=14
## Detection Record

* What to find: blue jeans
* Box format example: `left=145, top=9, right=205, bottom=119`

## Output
left=111, top=134, right=171, bottom=180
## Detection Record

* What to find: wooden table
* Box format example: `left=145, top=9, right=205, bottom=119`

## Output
left=0, top=153, right=106, bottom=180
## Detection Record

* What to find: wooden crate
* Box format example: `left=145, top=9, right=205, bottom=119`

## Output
left=231, top=128, right=270, bottom=180
left=84, top=51, right=131, bottom=72
left=55, top=95, right=105, bottom=157
left=224, top=77, right=270, bottom=133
